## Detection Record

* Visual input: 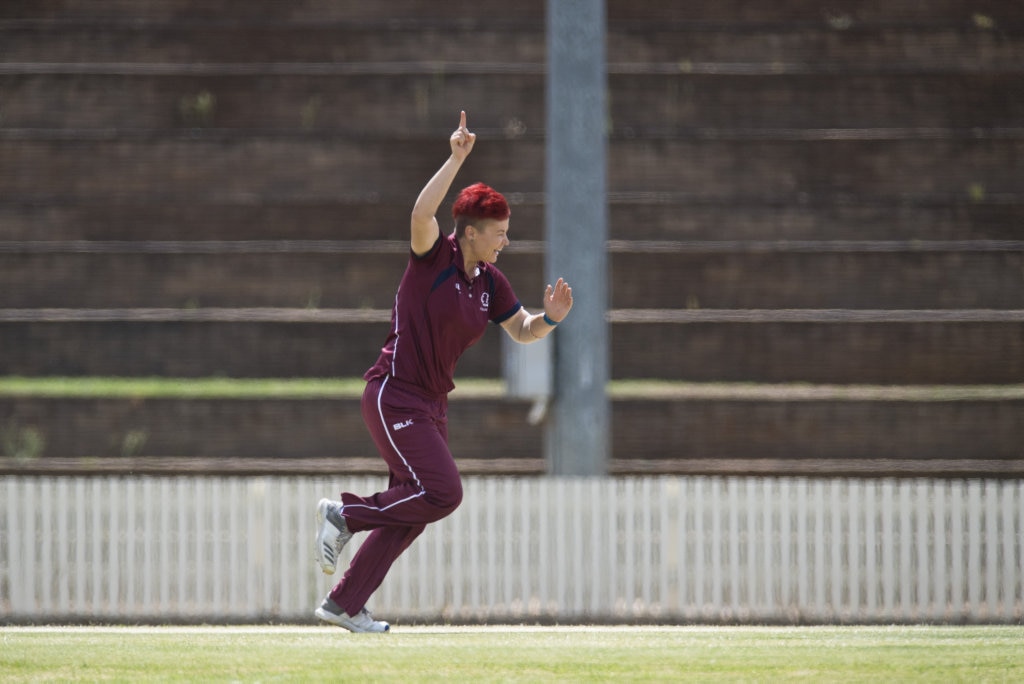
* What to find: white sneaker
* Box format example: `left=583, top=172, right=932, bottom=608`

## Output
left=315, top=498, right=352, bottom=575
left=315, top=599, right=390, bottom=633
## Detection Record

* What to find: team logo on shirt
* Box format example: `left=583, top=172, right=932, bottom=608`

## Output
left=480, top=292, right=490, bottom=310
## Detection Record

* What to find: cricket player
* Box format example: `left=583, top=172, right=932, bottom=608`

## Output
left=313, top=111, right=574, bottom=632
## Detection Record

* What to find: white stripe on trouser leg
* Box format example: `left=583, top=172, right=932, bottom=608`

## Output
left=377, top=376, right=423, bottom=490
left=341, top=376, right=426, bottom=516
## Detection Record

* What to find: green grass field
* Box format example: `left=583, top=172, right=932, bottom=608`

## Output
left=2, top=625, right=1022, bottom=682
left=3, top=376, right=1023, bottom=400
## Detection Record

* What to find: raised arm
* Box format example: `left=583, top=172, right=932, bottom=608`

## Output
left=410, top=111, right=476, bottom=256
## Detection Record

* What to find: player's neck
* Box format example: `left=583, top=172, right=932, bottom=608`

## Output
left=458, top=238, right=481, bottom=279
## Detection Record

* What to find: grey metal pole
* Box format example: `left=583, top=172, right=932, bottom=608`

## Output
left=544, top=0, right=609, bottom=475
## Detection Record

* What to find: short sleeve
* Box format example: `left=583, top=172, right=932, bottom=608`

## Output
left=413, top=228, right=445, bottom=263
left=488, top=266, right=521, bottom=324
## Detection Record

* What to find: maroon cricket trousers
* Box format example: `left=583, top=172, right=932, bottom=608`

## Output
left=328, top=375, right=464, bottom=616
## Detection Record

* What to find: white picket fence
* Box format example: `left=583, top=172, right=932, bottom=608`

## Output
left=1, top=476, right=1021, bottom=623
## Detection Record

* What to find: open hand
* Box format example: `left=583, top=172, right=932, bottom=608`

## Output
left=450, top=110, right=476, bottom=161
left=543, top=278, right=574, bottom=323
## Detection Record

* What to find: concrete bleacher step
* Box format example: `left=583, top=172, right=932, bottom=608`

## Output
left=4, top=136, right=1020, bottom=202
left=6, top=0, right=1022, bottom=65
left=1, top=383, right=1021, bottom=476
left=5, top=70, right=1021, bottom=132
left=2, top=240, right=1022, bottom=310
left=609, top=241, right=1024, bottom=310
left=0, top=23, right=545, bottom=65
left=603, top=1, right=1024, bottom=25
left=0, top=392, right=539, bottom=470
left=610, top=310, right=1024, bottom=383
left=5, top=0, right=1021, bottom=25
left=0, top=71, right=546, bottom=134
left=1, top=308, right=1021, bottom=384
left=0, top=0, right=545, bottom=23
left=1, top=200, right=1020, bottom=243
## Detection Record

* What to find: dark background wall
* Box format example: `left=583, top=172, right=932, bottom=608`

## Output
left=1, top=1, right=1022, bottom=475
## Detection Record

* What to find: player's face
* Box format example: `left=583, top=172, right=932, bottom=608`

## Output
left=470, top=219, right=510, bottom=264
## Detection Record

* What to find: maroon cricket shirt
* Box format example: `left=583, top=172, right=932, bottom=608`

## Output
left=363, top=230, right=521, bottom=397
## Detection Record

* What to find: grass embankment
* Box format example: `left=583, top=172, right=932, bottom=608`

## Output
left=2, top=377, right=1022, bottom=400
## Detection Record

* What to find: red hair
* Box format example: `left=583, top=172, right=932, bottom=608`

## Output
left=452, top=182, right=510, bottom=236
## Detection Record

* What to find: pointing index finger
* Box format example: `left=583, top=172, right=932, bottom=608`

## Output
left=459, top=110, right=467, bottom=130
